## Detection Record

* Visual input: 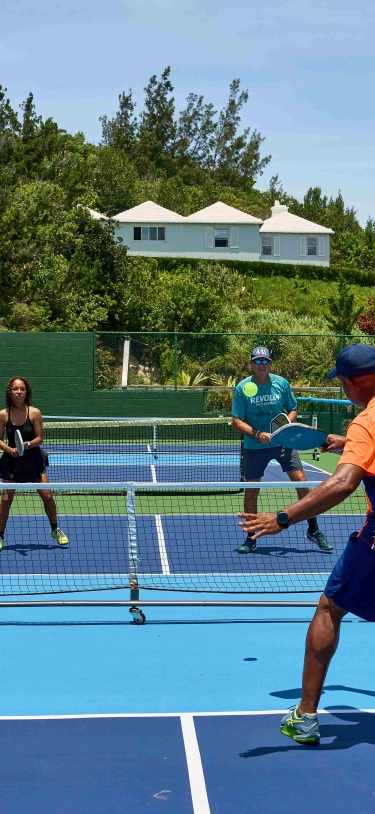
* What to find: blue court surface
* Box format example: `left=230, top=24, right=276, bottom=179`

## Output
left=43, top=447, right=328, bottom=483
left=2, top=456, right=375, bottom=813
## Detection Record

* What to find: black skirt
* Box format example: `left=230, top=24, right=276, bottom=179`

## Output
left=0, top=447, right=49, bottom=483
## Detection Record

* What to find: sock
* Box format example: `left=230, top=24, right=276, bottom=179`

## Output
left=51, top=522, right=58, bottom=531
left=246, top=531, right=255, bottom=539
left=307, top=517, right=318, bottom=534
left=0, top=532, right=4, bottom=539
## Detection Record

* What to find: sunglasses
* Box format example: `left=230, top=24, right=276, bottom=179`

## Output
left=253, top=359, right=270, bottom=365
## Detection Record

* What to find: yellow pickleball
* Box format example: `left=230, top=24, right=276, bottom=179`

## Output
left=242, top=382, right=258, bottom=397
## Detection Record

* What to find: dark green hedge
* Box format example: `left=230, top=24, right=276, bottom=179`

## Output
left=144, top=257, right=375, bottom=287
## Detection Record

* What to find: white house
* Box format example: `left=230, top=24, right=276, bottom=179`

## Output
left=102, top=199, right=334, bottom=266
left=113, top=200, right=262, bottom=261
left=260, top=201, right=334, bottom=266
left=87, top=208, right=108, bottom=221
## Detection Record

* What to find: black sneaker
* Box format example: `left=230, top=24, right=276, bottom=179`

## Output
left=237, top=534, right=256, bottom=553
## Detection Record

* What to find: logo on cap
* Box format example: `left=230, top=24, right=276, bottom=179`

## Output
left=251, top=345, right=272, bottom=360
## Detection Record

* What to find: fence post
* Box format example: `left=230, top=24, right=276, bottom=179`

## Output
left=339, top=335, right=344, bottom=399
left=93, top=331, right=97, bottom=390
left=174, top=331, right=178, bottom=391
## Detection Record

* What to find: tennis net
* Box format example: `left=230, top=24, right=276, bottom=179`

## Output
left=0, top=481, right=366, bottom=597
left=41, top=417, right=242, bottom=484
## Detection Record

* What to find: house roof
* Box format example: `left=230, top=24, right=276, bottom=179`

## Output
left=260, top=210, right=334, bottom=234
left=112, top=201, right=186, bottom=223
left=185, top=201, right=263, bottom=224
left=87, top=208, right=108, bottom=220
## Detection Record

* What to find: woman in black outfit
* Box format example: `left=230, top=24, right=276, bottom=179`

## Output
left=0, top=377, right=69, bottom=549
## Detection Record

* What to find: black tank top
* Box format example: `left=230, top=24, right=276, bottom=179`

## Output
left=6, top=406, right=35, bottom=448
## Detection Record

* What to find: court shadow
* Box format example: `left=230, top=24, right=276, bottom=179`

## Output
left=270, top=684, right=375, bottom=700
left=234, top=545, right=320, bottom=557
left=239, top=708, right=375, bottom=758
left=4, top=544, right=60, bottom=556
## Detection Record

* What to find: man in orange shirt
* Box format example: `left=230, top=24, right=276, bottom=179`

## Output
left=239, top=343, right=375, bottom=745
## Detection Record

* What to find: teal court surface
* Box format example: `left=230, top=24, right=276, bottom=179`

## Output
left=2, top=452, right=375, bottom=813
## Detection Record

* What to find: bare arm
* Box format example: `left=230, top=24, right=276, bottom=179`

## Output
left=232, top=417, right=270, bottom=445
left=287, top=410, right=298, bottom=423
left=239, top=463, right=364, bottom=537
left=0, top=411, right=16, bottom=455
left=29, top=408, right=43, bottom=447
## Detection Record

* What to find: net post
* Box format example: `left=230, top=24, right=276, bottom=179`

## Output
left=126, top=483, right=139, bottom=602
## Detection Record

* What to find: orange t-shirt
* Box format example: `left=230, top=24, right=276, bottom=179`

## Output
left=339, top=395, right=375, bottom=542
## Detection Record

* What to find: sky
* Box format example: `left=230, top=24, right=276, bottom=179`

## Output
left=1, top=0, right=375, bottom=224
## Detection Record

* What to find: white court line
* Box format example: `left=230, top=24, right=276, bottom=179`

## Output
left=180, top=714, right=211, bottom=814
left=0, top=708, right=373, bottom=720
left=155, top=516, right=171, bottom=575
left=146, top=448, right=170, bottom=574
left=147, top=444, right=157, bottom=483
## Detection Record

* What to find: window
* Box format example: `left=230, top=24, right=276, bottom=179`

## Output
left=262, top=237, right=272, bottom=256
left=318, top=237, right=325, bottom=257
left=133, top=226, right=166, bottom=241
left=215, top=228, right=229, bottom=247
left=307, top=237, right=317, bottom=256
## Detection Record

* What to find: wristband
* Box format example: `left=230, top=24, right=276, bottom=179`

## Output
left=255, top=430, right=261, bottom=439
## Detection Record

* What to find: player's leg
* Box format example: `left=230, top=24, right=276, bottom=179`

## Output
left=238, top=449, right=272, bottom=553
left=237, top=478, right=261, bottom=553
left=282, top=449, right=333, bottom=551
left=37, top=473, right=69, bottom=546
left=0, top=484, right=15, bottom=549
left=280, top=594, right=346, bottom=743
left=300, top=594, right=347, bottom=713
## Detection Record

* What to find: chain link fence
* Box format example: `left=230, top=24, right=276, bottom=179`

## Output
left=94, top=331, right=375, bottom=413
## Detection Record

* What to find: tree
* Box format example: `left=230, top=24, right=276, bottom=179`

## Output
left=100, top=90, right=138, bottom=154
left=0, top=85, right=20, bottom=135
left=93, top=146, right=139, bottom=216
left=136, top=67, right=176, bottom=174
left=356, top=295, right=375, bottom=335
left=325, top=274, right=364, bottom=335
left=176, top=78, right=271, bottom=187
left=176, top=93, right=216, bottom=167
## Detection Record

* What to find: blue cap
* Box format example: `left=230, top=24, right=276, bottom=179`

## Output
left=251, top=346, right=272, bottom=361
left=327, top=343, right=375, bottom=379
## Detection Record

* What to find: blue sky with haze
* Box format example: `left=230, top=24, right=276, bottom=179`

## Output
left=1, top=0, right=374, bottom=223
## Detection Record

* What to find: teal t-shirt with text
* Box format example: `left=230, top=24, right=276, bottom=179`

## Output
left=232, top=373, right=298, bottom=449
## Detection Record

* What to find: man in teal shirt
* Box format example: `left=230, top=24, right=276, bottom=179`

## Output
left=232, top=345, right=332, bottom=553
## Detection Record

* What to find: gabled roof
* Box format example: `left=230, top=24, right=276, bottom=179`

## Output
left=88, top=208, right=108, bottom=220
left=185, top=201, right=263, bottom=224
left=112, top=201, right=186, bottom=223
left=260, top=211, right=334, bottom=234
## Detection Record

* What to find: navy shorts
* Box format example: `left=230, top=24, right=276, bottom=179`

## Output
left=243, top=446, right=303, bottom=479
left=325, top=533, right=375, bottom=621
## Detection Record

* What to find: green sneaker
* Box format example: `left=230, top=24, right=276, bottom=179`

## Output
left=306, top=530, right=333, bottom=551
left=280, top=704, right=320, bottom=744
left=51, top=527, right=69, bottom=546
left=237, top=535, right=256, bottom=554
